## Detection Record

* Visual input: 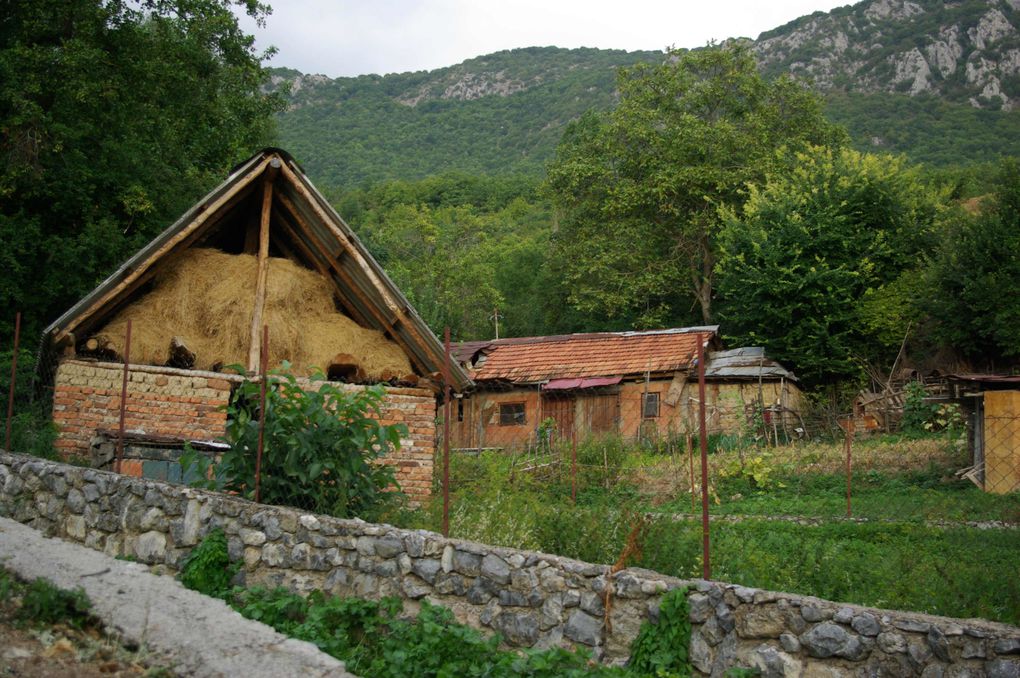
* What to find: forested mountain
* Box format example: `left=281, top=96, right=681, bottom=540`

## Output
left=271, top=47, right=661, bottom=187
left=272, top=0, right=1020, bottom=186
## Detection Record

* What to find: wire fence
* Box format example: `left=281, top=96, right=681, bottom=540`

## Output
left=3, top=312, right=1020, bottom=620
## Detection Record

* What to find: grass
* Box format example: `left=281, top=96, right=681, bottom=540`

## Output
left=393, top=431, right=1020, bottom=625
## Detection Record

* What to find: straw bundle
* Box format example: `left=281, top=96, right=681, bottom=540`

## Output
left=94, top=248, right=413, bottom=379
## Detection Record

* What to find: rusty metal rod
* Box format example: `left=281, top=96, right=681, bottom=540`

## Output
left=116, top=320, right=132, bottom=474
left=845, top=418, right=854, bottom=518
left=571, top=430, right=577, bottom=504
left=698, top=335, right=711, bottom=580
left=442, top=327, right=452, bottom=537
left=4, top=311, right=21, bottom=452
left=255, top=324, right=269, bottom=504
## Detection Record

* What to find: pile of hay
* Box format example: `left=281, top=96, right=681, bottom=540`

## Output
left=93, top=248, right=414, bottom=379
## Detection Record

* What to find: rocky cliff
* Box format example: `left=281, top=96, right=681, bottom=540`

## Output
left=755, top=0, right=1020, bottom=110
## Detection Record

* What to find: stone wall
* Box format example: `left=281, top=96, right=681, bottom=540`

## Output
left=1, top=451, right=1018, bottom=677
left=50, top=359, right=435, bottom=501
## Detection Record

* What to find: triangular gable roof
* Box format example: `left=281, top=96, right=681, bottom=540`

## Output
left=44, top=148, right=472, bottom=391
left=460, top=327, right=718, bottom=384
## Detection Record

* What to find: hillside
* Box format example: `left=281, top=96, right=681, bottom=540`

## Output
left=272, top=0, right=1020, bottom=187
left=271, top=47, right=661, bottom=186
left=754, top=0, right=1020, bottom=108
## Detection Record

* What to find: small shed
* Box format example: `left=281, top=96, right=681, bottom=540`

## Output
left=40, top=148, right=472, bottom=501
left=946, top=374, right=1020, bottom=494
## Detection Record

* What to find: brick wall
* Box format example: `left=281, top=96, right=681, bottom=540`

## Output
left=51, top=360, right=435, bottom=501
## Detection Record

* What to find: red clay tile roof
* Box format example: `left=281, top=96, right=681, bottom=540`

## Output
left=463, top=327, right=716, bottom=383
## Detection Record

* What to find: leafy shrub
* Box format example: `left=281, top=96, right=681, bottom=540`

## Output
left=231, top=587, right=627, bottom=677
left=183, top=367, right=408, bottom=520
left=628, top=586, right=691, bottom=677
left=576, top=434, right=629, bottom=489
left=901, top=382, right=963, bottom=435
left=179, top=529, right=239, bottom=600
left=719, top=452, right=781, bottom=490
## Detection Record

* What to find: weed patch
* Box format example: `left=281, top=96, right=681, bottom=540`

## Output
left=179, top=528, right=239, bottom=599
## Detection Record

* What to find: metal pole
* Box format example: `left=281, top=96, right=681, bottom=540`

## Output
left=116, top=320, right=132, bottom=474
left=571, top=429, right=577, bottom=504
left=698, top=335, right=711, bottom=580
left=442, top=327, right=452, bottom=537
left=845, top=418, right=854, bottom=518
left=687, top=432, right=696, bottom=512
left=4, top=311, right=21, bottom=452
left=255, top=324, right=269, bottom=504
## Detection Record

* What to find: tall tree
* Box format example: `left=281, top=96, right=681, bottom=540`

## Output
left=715, top=146, right=945, bottom=384
left=923, top=159, right=1020, bottom=367
left=546, top=43, right=843, bottom=328
left=0, top=0, right=283, bottom=343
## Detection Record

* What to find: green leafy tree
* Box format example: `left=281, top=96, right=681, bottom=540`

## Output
left=924, top=159, right=1020, bottom=365
left=341, top=174, right=572, bottom=340
left=715, top=146, right=945, bottom=384
left=546, top=43, right=843, bottom=327
left=0, top=0, right=282, bottom=344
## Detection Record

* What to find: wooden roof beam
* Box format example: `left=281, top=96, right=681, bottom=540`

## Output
left=272, top=208, right=372, bottom=328
left=273, top=191, right=432, bottom=378
left=56, top=157, right=272, bottom=343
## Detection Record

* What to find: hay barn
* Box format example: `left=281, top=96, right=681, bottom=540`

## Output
left=41, top=149, right=471, bottom=502
left=449, top=329, right=802, bottom=450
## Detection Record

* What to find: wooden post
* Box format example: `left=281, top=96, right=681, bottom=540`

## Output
left=248, top=158, right=280, bottom=372
left=116, top=320, right=132, bottom=474
left=255, top=325, right=269, bottom=504
left=442, top=327, right=452, bottom=537
left=698, top=336, right=711, bottom=580
left=4, top=312, right=21, bottom=452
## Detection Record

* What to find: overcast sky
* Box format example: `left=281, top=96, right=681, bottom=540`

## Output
left=236, top=1, right=851, bottom=78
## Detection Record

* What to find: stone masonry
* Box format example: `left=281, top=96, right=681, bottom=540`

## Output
left=50, top=359, right=435, bottom=501
left=2, top=451, right=1019, bottom=677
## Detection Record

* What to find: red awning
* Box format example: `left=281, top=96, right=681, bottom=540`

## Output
left=543, top=376, right=622, bottom=391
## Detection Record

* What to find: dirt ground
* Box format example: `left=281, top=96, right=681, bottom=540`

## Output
left=0, top=574, right=164, bottom=678
left=0, top=618, right=160, bottom=677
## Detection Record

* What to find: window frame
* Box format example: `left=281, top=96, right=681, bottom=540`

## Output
left=641, top=391, right=660, bottom=419
left=498, top=402, right=527, bottom=426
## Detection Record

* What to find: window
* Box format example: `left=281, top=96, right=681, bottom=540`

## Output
left=642, top=392, right=660, bottom=419
left=499, top=402, right=526, bottom=426
left=457, top=399, right=464, bottom=422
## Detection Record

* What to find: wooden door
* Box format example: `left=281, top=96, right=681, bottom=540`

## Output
left=584, top=393, right=620, bottom=434
left=543, top=396, right=575, bottom=443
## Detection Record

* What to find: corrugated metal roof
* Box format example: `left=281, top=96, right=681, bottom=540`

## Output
left=705, top=347, right=798, bottom=382
left=948, top=373, right=1020, bottom=384
left=464, top=327, right=716, bottom=384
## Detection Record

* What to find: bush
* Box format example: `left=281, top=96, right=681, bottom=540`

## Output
left=179, top=529, right=239, bottom=600
left=183, top=366, right=408, bottom=520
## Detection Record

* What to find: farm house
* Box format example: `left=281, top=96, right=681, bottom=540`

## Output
left=449, top=328, right=802, bottom=450
left=39, top=149, right=471, bottom=502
